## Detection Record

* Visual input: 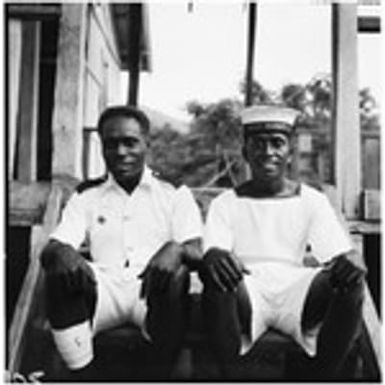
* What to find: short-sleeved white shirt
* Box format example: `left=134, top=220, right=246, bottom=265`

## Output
left=204, top=183, right=353, bottom=356
left=204, top=183, right=352, bottom=266
left=51, top=166, right=203, bottom=275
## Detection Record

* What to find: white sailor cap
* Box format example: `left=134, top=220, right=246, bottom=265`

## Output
left=241, top=105, right=299, bottom=134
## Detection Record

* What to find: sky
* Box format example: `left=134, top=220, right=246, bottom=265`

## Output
left=123, top=2, right=382, bottom=121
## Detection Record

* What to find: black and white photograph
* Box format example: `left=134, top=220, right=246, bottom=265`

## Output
left=5, top=0, right=382, bottom=382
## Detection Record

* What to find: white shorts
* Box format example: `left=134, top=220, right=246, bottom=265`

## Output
left=88, top=263, right=148, bottom=338
left=242, top=262, right=323, bottom=357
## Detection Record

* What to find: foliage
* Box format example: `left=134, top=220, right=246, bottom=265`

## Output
left=280, top=74, right=333, bottom=126
left=149, top=75, right=380, bottom=188
left=239, top=80, right=273, bottom=105
left=149, top=99, right=245, bottom=187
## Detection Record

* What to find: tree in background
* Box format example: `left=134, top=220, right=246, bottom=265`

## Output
left=280, top=73, right=332, bottom=125
left=149, top=99, right=245, bottom=187
left=186, top=98, right=245, bottom=187
left=239, top=80, right=273, bottom=105
left=149, top=75, right=380, bottom=188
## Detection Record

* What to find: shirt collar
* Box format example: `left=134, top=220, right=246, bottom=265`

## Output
left=104, top=165, right=155, bottom=193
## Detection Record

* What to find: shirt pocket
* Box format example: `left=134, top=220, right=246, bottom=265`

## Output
left=88, top=207, right=124, bottom=263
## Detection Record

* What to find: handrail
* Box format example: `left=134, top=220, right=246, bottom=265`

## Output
left=8, top=183, right=63, bottom=373
left=363, top=283, right=382, bottom=372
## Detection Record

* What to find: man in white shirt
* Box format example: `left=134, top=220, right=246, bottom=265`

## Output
left=40, top=106, right=203, bottom=380
left=199, top=105, right=366, bottom=380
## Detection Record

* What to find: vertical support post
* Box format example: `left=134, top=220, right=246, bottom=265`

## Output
left=51, top=3, right=87, bottom=179
left=8, top=19, right=22, bottom=180
left=128, top=4, right=142, bottom=106
left=331, top=4, right=361, bottom=219
left=245, top=2, right=256, bottom=107
left=16, top=21, right=41, bottom=182
left=243, top=2, right=257, bottom=180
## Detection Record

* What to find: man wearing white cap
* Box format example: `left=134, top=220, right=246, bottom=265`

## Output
left=199, top=105, right=366, bottom=380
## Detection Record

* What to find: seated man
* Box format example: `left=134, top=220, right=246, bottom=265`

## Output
left=199, top=105, right=366, bottom=380
left=41, top=106, right=202, bottom=380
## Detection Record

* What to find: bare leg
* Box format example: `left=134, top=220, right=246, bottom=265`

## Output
left=202, top=286, right=241, bottom=379
left=301, top=269, right=364, bottom=380
left=45, top=263, right=97, bottom=381
left=45, top=273, right=96, bottom=330
left=201, top=275, right=253, bottom=380
left=146, top=265, right=190, bottom=379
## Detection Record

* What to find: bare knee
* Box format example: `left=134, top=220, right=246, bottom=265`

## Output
left=146, top=266, right=190, bottom=343
left=338, top=278, right=365, bottom=308
left=302, top=270, right=364, bottom=331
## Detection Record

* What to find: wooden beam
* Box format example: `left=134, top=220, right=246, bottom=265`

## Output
left=110, top=3, right=152, bottom=72
left=362, top=136, right=380, bottom=189
left=362, top=283, right=382, bottom=374
left=7, top=5, right=61, bottom=20
left=8, top=20, right=22, bottom=179
left=16, top=21, right=41, bottom=182
left=361, top=190, right=381, bottom=221
left=8, top=184, right=63, bottom=373
left=348, top=219, right=381, bottom=235
left=51, top=4, right=87, bottom=178
left=140, top=4, right=152, bottom=72
left=358, top=16, right=380, bottom=33
left=245, top=2, right=257, bottom=107
left=331, top=4, right=361, bottom=219
left=128, top=4, right=142, bottom=106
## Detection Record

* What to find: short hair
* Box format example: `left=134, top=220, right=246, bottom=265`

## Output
left=97, top=105, right=150, bottom=136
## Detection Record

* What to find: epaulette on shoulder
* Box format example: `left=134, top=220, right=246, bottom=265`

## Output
left=151, top=170, right=182, bottom=189
left=76, top=176, right=107, bottom=193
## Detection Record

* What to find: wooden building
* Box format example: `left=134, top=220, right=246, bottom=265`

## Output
left=6, top=2, right=151, bottom=375
left=8, top=3, right=151, bottom=182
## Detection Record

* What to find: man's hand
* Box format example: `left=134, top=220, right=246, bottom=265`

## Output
left=138, top=241, right=184, bottom=299
left=325, top=252, right=366, bottom=292
left=41, top=240, right=95, bottom=293
left=199, top=248, right=250, bottom=292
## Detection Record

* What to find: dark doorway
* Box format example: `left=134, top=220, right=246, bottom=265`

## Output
left=37, top=18, right=59, bottom=180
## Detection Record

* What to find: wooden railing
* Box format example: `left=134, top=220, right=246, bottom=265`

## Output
left=8, top=182, right=64, bottom=373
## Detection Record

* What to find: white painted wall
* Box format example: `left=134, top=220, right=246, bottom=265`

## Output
left=82, top=4, right=125, bottom=179
left=8, top=20, right=22, bottom=179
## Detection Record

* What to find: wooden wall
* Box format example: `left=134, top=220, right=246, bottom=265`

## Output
left=8, top=4, right=126, bottom=182
left=82, top=4, right=125, bottom=179
left=8, top=20, right=22, bottom=179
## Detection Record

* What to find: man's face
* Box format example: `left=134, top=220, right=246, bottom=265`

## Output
left=243, top=130, right=292, bottom=182
left=100, top=116, right=148, bottom=183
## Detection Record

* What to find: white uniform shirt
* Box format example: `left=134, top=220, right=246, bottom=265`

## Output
left=51, top=166, right=203, bottom=275
left=204, top=184, right=352, bottom=267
